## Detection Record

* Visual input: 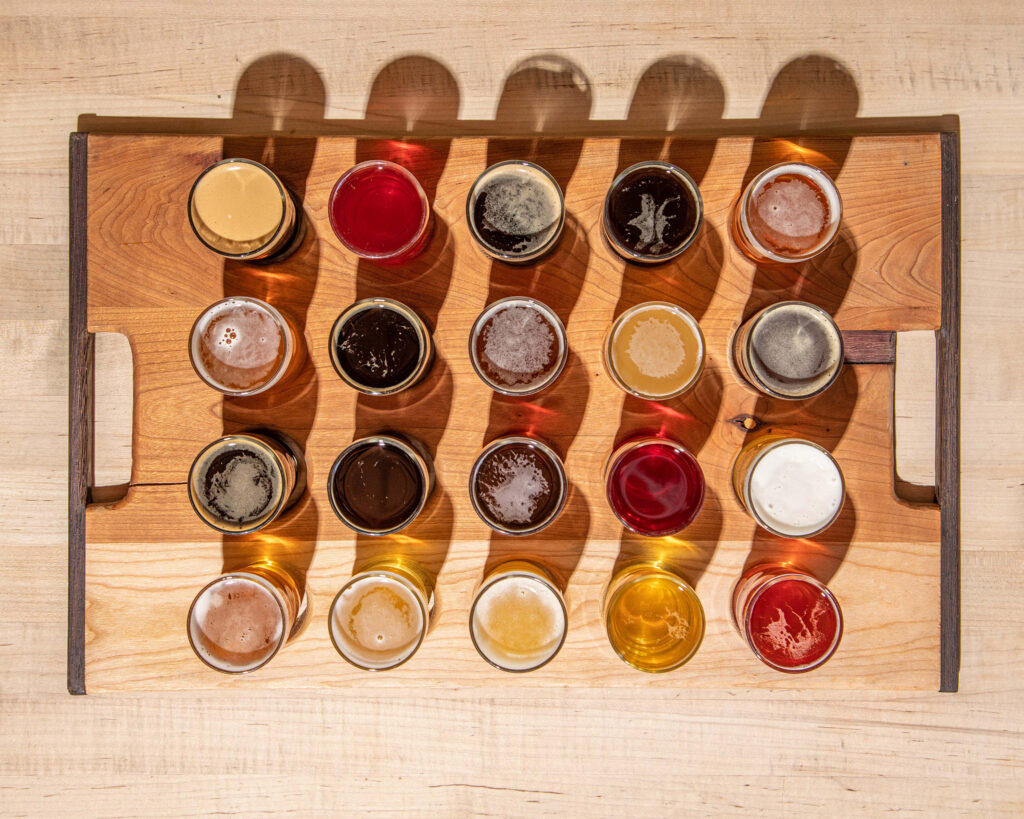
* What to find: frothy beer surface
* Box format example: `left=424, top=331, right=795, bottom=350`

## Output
left=748, top=441, right=843, bottom=536
left=331, top=575, right=425, bottom=669
left=747, top=302, right=842, bottom=397
left=608, top=303, right=703, bottom=398
left=191, top=577, right=284, bottom=672
left=191, top=161, right=285, bottom=253
left=194, top=298, right=286, bottom=392
left=470, top=163, right=562, bottom=259
left=472, top=575, right=566, bottom=671
left=473, top=441, right=560, bottom=532
left=748, top=577, right=840, bottom=670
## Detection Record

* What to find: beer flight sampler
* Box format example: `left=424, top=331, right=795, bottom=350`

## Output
left=184, top=155, right=849, bottom=676
left=69, top=131, right=956, bottom=693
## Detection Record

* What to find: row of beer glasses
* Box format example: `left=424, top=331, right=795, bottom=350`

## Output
left=184, top=154, right=847, bottom=676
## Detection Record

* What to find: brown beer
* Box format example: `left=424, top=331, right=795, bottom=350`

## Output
left=189, top=296, right=299, bottom=397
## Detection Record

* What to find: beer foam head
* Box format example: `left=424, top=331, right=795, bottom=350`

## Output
left=330, top=574, right=426, bottom=670
left=743, top=162, right=841, bottom=260
left=748, top=441, right=844, bottom=536
left=608, top=303, right=704, bottom=398
left=477, top=447, right=552, bottom=526
left=191, top=160, right=284, bottom=247
left=748, top=302, right=842, bottom=397
left=189, top=576, right=285, bottom=673
left=196, top=443, right=280, bottom=527
left=191, top=297, right=289, bottom=395
left=471, top=574, right=566, bottom=671
left=472, top=298, right=566, bottom=394
left=477, top=166, right=560, bottom=251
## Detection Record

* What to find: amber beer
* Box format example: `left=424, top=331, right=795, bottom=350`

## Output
left=328, top=558, right=433, bottom=670
left=604, top=562, right=705, bottom=672
left=732, top=301, right=844, bottom=399
left=187, top=559, right=304, bottom=674
left=188, top=432, right=305, bottom=534
left=732, top=162, right=842, bottom=263
left=189, top=296, right=301, bottom=397
left=188, top=158, right=303, bottom=262
left=469, top=561, right=568, bottom=672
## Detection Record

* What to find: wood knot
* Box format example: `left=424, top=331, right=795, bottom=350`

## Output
left=728, top=414, right=764, bottom=432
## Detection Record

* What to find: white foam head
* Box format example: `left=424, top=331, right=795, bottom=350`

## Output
left=747, top=440, right=844, bottom=536
left=188, top=576, right=285, bottom=673
left=329, top=574, right=426, bottom=670
left=471, top=573, right=566, bottom=671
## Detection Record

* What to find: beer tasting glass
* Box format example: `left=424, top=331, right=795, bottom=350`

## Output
left=466, top=160, right=565, bottom=263
left=328, top=160, right=432, bottom=264
left=189, top=296, right=302, bottom=397
left=602, top=161, right=703, bottom=264
left=328, top=558, right=433, bottom=671
left=732, top=435, right=845, bottom=538
left=469, top=561, right=568, bottom=673
left=188, top=431, right=305, bottom=535
left=469, top=436, right=568, bottom=536
left=733, top=563, right=843, bottom=673
left=327, top=435, right=435, bottom=536
left=732, top=161, right=842, bottom=264
left=603, top=302, right=705, bottom=400
left=469, top=296, right=568, bottom=396
left=604, top=561, right=706, bottom=673
left=187, top=559, right=304, bottom=674
left=188, top=158, right=303, bottom=262
left=731, top=300, right=844, bottom=400
left=605, top=437, right=705, bottom=537
left=329, top=298, right=434, bottom=395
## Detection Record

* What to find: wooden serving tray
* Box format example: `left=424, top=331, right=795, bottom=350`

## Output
left=68, top=131, right=960, bottom=693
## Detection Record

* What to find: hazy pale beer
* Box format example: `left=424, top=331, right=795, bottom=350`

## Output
left=604, top=562, right=705, bottom=672
left=188, top=158, right=302, bottom=262
left=469, top=297, right=568, bottom=396
left=732, top=435, right=845, bottom=538
left=189, top=296, right=301, bottom=397
left=732, top=161, right=842, bottom=263
left=188, top=432, right=304, bottom=534
left=470, top=561, right=568, bottom=672
left=328, top=558, right=432, bottom=670
left=604, top=302, right=705, bottom=400
left=330, top=298, right=434, bottom=395
left=732, top=301, right=844, bottom=399
left=733, top=563, right=843, bottom=673
left=187, top=559, right=304, bottom=674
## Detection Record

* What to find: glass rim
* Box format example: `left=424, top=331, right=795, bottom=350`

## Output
left=186, top=571, right=290, bottom=674
left=328, top=297, right=434, bottom=395
left=187, top=158, right=292, bottom=260
left=603, top=563, right=706, bottom=673
left=187, top=433, right=291, bottom=535
left=734, top=300, right=845, bottom=401
left=328, top=159, right=431, bottom=261
left=603, top=300, right=706, bottom=400
left=468, top=435, right=568, bottom=536
left=327, top=568, right=430, bottom=671
left=188, top=296, right=295, bottom=397
left=602, top=160, right=704, bottom=263
left=737, top=161, right=843, bottom=263
left=742, top=570, right=843, bottom=673
left=326, top=435, right=434, bottom=536
left=469, top=562, right=568, bottom=673
left=468, top=296, right=568, bottom=396
left=465, top=159, right=566, bottom=263
left=604, top=436, right=706, bottom=537
left=740, top=437, right=846, bottom=538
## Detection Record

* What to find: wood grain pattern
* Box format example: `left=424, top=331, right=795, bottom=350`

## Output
left=80, top=133, right=945, bottom=691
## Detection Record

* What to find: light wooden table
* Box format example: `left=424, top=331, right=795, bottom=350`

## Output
left=2, top=2, right=1022, bottom=815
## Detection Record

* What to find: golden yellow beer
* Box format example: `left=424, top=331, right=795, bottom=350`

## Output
left=604, top=562, right=705, bottom=672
